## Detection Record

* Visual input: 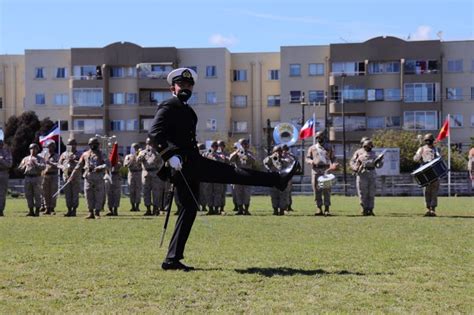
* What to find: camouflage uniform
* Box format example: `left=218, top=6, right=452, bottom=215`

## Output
left=199, top=149, right=211, bottom=212
left=206, top=148, right=226, bottom=214
left=105, top=157, right=122, bottom=216
left=414, top=139, right=440, bottom=216
left=124, top=149, right=143, bottom=211
left=350, top=140, right=383, bottom=216
left=468, top=147, right=474, bottom=183
left=138, top=144, right=164, bottom=215
left=19, top=145, right=46, bottom=216
left=73, top=143, right=109, bottom=218
left=58, top=145, right=81, bottom=217
left=217, top=141, right=228, bottom=213
left=0, top=143, right=13, bottom=216
left=229, top=147, right=256, bottom=215
left=41, top=148, right=59, bottom=214
left=306, top=140, right=336, bottom=215
left=264, top=148, right=292, bottom=215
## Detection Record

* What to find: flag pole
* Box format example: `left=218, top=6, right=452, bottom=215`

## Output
left=312, top=102, right=317, bottom=145
left=58, top=120, right=61, bottom=197
left=447, top=114, right=451, bottom=197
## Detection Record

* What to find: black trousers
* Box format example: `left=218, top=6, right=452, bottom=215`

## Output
left=165, top=153, right=279, bottom=262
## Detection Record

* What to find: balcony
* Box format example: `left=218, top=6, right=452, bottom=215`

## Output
left=328, top=100, right=367, bottom=115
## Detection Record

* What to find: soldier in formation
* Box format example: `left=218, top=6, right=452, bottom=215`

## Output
left=58, top=139, right=81, bottom=217
left=138, top=138, right=164, bottom=216
left=350, top=139, right=384, bottom=216
left=124, top=143, right=142, bottom=212
left=0, top=140, right=12, bottom=216
left=413, top=133, right=440, bottom=217
left=306, top=131, right=336, bottom=216
left=205, top=141, right=226, bottom=215
left=264, top=145, right=293, bottom=215
left=229, top=138, right=256, bottom=215
left=105, top=153, right=122, bottom=216
left=70, top=137, right=109, bottom=219
left=41, top=141, right=59, bottom=215
left=19, top=143, right=46, bottom=217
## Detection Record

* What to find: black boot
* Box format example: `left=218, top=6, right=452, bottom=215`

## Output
left=94, top=209, right=101, bottom=218
left=106, top=207, right=114, bottom=216
left=236, top=205, right=244, bottom=215
left=34, top=207, right=40, bottom=217
left=85, top=210, right=95, bottom=219
left=315, top=207, right=323, bottom=216
left=26, top=208, right=35, bottom=217
left=64, top=208, right=71, bottom=217
left=0, top=210, right=3, bottom=217
left=324, top=206, right=330, bottom=217
left=273, top=207, right=279, bottom=216
left=243, top=204, right=251, bottom=215
left=153, top=206, right=159, bottom=216
left=113, top=207, right=118, bottom=216
left=135, top=203, right=141, bottom=212
left=71, top=208, right=77, bottom=217
left=144, top=206, right=153, bottom=216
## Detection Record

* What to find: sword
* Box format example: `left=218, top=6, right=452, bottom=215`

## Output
left=52, top=179, right=71, bottom=199
left=159, top=182, right=175, bottom=248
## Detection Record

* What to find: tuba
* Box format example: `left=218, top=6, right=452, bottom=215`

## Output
left=273, top=123, right=299, bottom=146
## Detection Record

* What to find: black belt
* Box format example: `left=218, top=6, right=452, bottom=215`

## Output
left=25, top=174, right=39, bottom=177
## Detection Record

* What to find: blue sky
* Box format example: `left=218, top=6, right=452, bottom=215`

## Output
left=0, top=0, right=472, bottom=54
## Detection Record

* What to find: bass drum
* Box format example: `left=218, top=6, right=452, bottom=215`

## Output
left=411, top=157, right=448, bottom=187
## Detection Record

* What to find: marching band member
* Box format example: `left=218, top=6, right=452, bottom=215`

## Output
left=19, top=143, right=46, bottom=217
left=282, top=144, right=296, bottom=212
left=229, top=138, right=256, bottom=215
left=306, top=131, right=336, bottom=216
left=351, top=139, right=383, bottom=216
left=413, top=133, right=440, bottom=217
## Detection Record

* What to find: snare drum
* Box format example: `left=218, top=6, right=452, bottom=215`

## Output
left=411, top=157, right=448, bottom=187
left=317, top=173, right=336, bottom=189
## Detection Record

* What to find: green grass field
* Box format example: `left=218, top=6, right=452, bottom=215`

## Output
left=1, top=195, right=473, bottom=313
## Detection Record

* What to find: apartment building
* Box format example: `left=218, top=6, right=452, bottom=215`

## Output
left=0, top=55, right=24, bottom=135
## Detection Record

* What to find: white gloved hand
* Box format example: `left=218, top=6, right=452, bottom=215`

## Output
left=168, top=155, right=182, bottom=171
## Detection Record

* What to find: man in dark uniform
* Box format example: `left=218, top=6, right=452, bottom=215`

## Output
left=149, top=67, right=298, bottom=271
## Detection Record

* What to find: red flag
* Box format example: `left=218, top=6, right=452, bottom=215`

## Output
left=436, top=118, right=449, bottom=142
left=109, top=143, right=119, bottom=167
left=299, top=118, right=315, bottom=140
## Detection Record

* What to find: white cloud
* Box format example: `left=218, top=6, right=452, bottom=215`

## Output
left=209, top=34, right=238, bottom=47
left=411, top=25, right=432, bottom=40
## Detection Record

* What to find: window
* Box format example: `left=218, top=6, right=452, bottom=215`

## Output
left=386, top=116, right=401, bottom=128
left=449, top=114, right=463, bottom=128
left=368, top=61, right=400, bottom=74
left=73, top=65, right=100, bottom=79
left=447, top=59, right=463, bottom=72
left=110, top=67, right=124, bottom=78
left=35, top=67, right=45, bottom=79
left=333, top=116, right=366, bottom=131
left=150, top=65, right=173, bottom=77
left=267, top=95, right=280, bottom=107
left=206, top=119, right=217, bottom=131
left=126, top=119, right=138, bottom=131
left=151, top=91, right=172, bottom=103
left=206, top=92, right=217, bottom=104
left=404, top=83, right=436, bottom=102
left=35, top=93, right=45, bottom=105
left=56, top=67, right=67, bottom=78
left=446, top=88, right=463, bottom=100
left=367, top=116, right=385, bottom=129
left=233, top=70, right=247, bottom=81
left=72, top=88, right=103, bottom=107
left=126, top=67, right=136, bottom=77
left=342, top=86, right=365, bottom=102
left=73, top=119, right=104, bottom=133
left=54, top=93, right=69, bottom=105
left=403, top=111, right=437, bottom=130
left=332, top=61, right=365, bottom=76
left=110, top=93, right=125, bottom=105
left=308, top=90, right=325, bottom=103
left=385, top=88, right=401, bottom=101
left=268, top=69, right=279, bottom=80
left=126, top=93, right=138, bottom=104
left=289, top=64, right=301, bottom=76
left=308, top=63, right=324, bottom=76
left=140, top=117, right=154, bottom=131
left=206, top=65, right=217, bottom=77
left=110, top=120, right=124, bottom=131
left=289, top=91, right=302, bottom=103
left=232, top=95, right=247, bottom=107
left=233, top=121, right=248, bottom=133
left=367, top=89, right=384, bottom=101
left=404, top=60, right=438, bottom=74
left=60, top=121, right=69, bottom=131
left=188, top=93, right=198, bottom=105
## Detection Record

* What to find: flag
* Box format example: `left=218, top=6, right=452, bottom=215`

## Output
left=436, top=117, right=450, bottom=142
left=299, top=118, right=315, bottom=140
left=39, top=124, right=60, bottom=145
left=109, top=142, right=119, bottom=167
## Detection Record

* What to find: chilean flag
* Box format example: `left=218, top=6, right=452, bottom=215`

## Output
left=299, top=118, right=315, bottom=140
left=39, top=124, right=60, bottom=145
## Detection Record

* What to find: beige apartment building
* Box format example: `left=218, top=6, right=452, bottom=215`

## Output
left=22, top=37, right=473, bottom=157
left=0, top=55, right=24, bottom=136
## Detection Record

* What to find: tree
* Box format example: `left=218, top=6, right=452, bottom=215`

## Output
left=372, top=129, right=467, bottom=172
left=10, top=111, right=41, bottom=167
left=3, top=115, right=19, bottom=146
